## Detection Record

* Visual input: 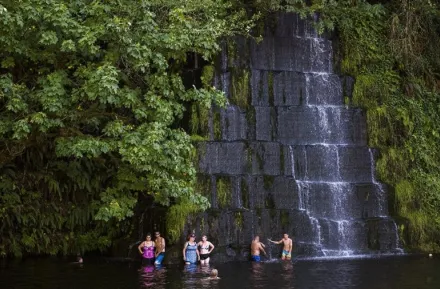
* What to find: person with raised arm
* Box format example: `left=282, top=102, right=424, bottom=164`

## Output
left=250, top=236, right=267, bottom=262
left=268, top=233, right=293, bottom=260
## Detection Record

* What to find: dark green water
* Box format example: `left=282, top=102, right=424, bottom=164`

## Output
left=0, top=255, right=438, bottom=288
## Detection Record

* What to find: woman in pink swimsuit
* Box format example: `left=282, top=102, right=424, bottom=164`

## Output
left=138, top=234, right=155, bottom=265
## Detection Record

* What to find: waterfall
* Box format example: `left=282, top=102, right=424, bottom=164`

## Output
left=195, top=12, right=402, bottom=260
left=289, top=145, right=295, bottom=179
left=369, top=148, right=387, bottom=216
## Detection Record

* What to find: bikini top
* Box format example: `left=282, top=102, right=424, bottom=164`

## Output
left=199, top=242, right=210, bottom=250
left=144, top=245, right=154, bottom=251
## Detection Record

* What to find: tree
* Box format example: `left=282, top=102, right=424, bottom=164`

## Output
left=0, top=0, right=255, bottom=256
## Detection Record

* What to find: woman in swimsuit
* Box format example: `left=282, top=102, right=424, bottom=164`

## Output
left=183, top=234, right=200, bottom=264
left=198, top=235, right=215, bottom=265
left=138, top=234, right=155, bottom=265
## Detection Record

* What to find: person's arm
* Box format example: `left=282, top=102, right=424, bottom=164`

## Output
left=260, top=242, right=266, bottom=248
left=138, top=242, right=144, bottom=254
left=196, top=246, right=200, bottom=261
left=268, top=239, right=281, bottom=244
left=259, top=244, right=267, bottom=256
left=208, top=242, right=215, bottom=254
left=183, top=242, right=188, bottom=261
left=289, top=239, right=293, bottom=254
left=162, top=237, right=166, bottom=252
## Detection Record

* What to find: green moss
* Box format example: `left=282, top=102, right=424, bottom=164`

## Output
left=265, top=192, right=275, bottom=209
left=213, top=109, right=222, bottom=140
left=263, top=175, right=275, bottom=190
left=227, top=40, right=236, bottom=68
left=201, top=65, right=215, bottom=88
left=246, top=145, right=253, bottom=172
left=195, top=174, right=211, bottom=198
left=230, top=69, right=250, bottom=109
left=190, top=103, right=199, bottom=134
left=234, top=212, right=243, bottom=231
left=268, top=71, right=274, bottom=106
left=166, top=201, right=200, bottom=243
left=241, top=178, right=249, bottom=208
left=216, top=177, right=231, bottom=208
left=189, top=103, right=210, bottom=137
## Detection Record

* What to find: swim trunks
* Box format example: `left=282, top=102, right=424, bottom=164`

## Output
left=200, top=253, right=210, bottom=260
left=282, top=250, right=291, bottom=259
left=251, top=255, right=261, bottom=262
left=155, top=252, right=165, bottom=265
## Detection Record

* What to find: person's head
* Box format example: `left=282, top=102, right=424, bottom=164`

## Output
left=155, top=231, right=161, bottom=238
left=210, top=269, right=218, bottom=278
left=145, top=233, right=152, bottom=241
left=188, top=233, right=196, bottom=241
left=254, top=236, right=259, bottom=242
left=283, top=233, right=289, bottom=239
left=77, top=257, right=83, bottom=263
left=202, top=235, right=207, bottom=242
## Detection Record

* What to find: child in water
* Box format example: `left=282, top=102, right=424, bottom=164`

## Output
left=201, top=269, right=220, bottom=281
left=209, top=269, right=220, bottom=279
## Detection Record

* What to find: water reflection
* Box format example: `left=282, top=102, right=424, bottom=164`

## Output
left=1, top=256, right=440, bottom=289
left=249, top=261, right=267, bottom=288
left=281, top=261, right=294, bottom=285
left=180, top=263, right=221, bottom=289
left=138, top=264, right=166, bottom=288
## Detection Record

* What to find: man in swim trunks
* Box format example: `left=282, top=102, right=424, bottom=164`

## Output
left=154, top=231, right=166, bottom=265
left=250, top=236, right=267, bottom=262
left=268, top=233, right=293, bottom=260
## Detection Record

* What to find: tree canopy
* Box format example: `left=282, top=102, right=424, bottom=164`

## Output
left=0, top=0, right=256, bottom=256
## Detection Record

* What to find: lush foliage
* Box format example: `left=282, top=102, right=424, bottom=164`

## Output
left=255, top=0, right=440, bottom=251
left=315, top=0, right=440, bottom=251
left=0, top=0, right=257, bottom=256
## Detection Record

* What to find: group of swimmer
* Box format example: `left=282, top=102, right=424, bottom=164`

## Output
left=182, top=234, right=215, bottom=265
left=137, top=231, right=166, bottom=266
left=251, top=233, right=293, bottom=262
left=139, top=231, right=293, bottom=265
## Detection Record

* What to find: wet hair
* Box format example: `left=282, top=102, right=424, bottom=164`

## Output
left=146, top=233, right=152, bottom=239
left=210, top=269, right=218, bottom=277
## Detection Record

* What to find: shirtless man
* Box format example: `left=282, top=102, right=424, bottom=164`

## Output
left=268, top=233, right=293, bottom=260
left=154, top=231, right=166, bottom=265
left=250, top=236, right=267, bottom=262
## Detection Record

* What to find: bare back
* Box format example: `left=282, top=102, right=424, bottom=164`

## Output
left=251, top=241, right=263, bottom=255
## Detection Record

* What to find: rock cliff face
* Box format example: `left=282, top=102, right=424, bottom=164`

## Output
left=182, top=12, right=401, bottom=262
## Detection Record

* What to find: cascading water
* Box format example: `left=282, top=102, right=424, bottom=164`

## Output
left=194, top=12, right=402, bottom=260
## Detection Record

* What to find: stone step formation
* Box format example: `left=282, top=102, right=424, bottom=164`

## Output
left=192, top=12, right=402, bottom=259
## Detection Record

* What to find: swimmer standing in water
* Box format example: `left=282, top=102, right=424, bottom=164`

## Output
left=268, top=233, right=293, bottom=260
left=250, top=236, right=267, bottom=262
left=198, top=235, right=215, bottom=265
